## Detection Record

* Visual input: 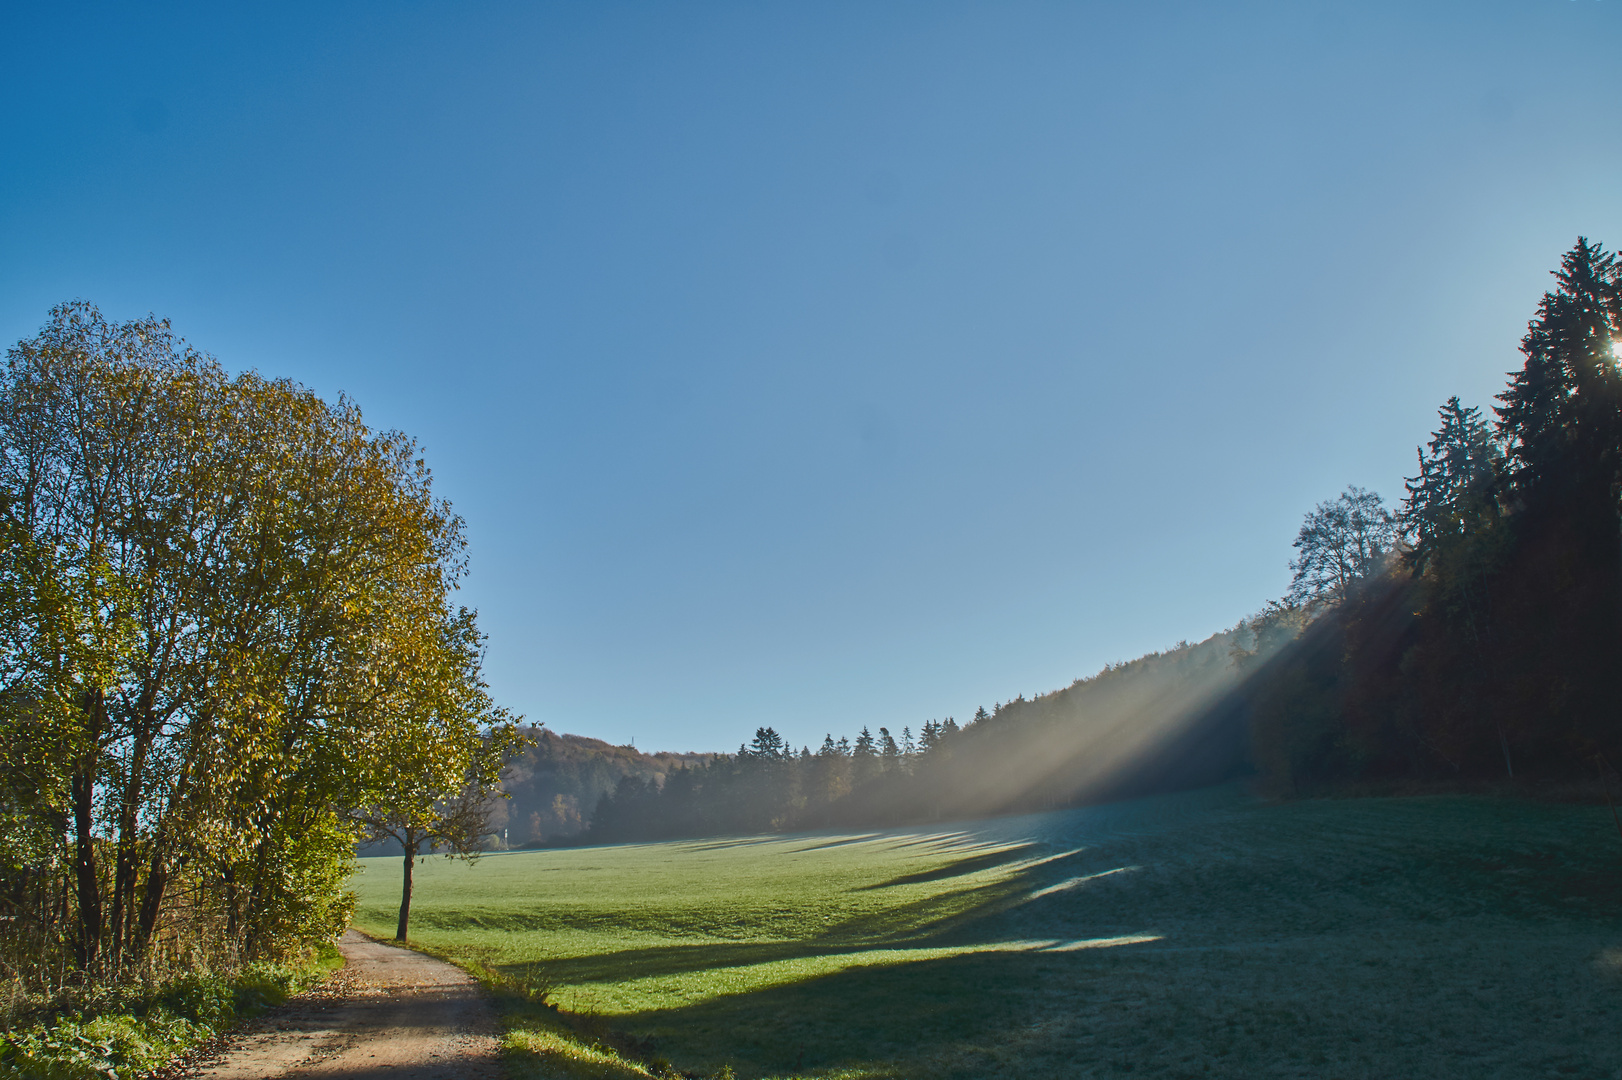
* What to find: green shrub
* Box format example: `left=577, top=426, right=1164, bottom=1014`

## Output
left=0, top=1010, right=204, bottom=1080
left=0, top=943, right=341, bottom=1080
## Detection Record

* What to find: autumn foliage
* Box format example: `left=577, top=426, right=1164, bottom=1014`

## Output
left=0, top=304, right=517, bottom=1001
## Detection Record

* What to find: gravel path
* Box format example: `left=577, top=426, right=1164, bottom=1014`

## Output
left=181, top=930, right=501, bottom=1080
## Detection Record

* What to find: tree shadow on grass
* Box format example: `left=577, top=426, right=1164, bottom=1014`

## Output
left=597, top=923, right=1622, bottom=1080
left=781, top=834, right=889, bottom=853
left=853, top=845, right=1041, bottom=890
left=468, top=841, right=1127, bottom=1008
left=476, top=793, right=1622, bottom=1078
left=488, top=871, right=1045, bottom=988
left=605, top=942, right=1156, bottom=1079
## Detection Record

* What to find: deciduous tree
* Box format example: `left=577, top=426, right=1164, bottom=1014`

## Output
left=1287, top=486, right=1400, bottom=607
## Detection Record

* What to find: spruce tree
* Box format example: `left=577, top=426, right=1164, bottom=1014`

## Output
left=878, top=727, right=901, bottom=768
left=748, top=726, right=788, bottom=760
left=1497, top=238, right=1622, bottom=511
left=852, top=727, right=879, bottom=785
left=1492, top=237, right=1622, bottom=761
left=1403, top=397, right=1502, bottom=574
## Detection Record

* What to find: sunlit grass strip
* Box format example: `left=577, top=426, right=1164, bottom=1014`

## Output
left=505, top=1026, right=657, bottom=1080
left=1026, top=864, right=1139, bottom=899
left=561, top=935, right=1162, bottom=1016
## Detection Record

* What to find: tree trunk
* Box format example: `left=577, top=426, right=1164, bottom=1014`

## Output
left=109, top=708, right=156, bottom=960
left=241, top=815, right=278, bottom=959
left=126, top=756, right=196, bottom=965
left=130, top=848, right=170, bottom=964
left=224, top=862, right=239, bottom=939
left=71, top=763, right=101, bottom=971
left=396, top=833, right=419, bottom=941
left=71, top=687, right=106, bottom=971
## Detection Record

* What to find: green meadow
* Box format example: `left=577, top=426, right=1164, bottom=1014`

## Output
left=351, top=785, right=1622, bottom=1079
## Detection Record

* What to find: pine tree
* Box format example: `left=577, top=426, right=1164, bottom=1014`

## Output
left=747, top=726, right=788, bottom=760
left=1400, top=398, right=1516, bottom=774
left=851, top=726, right=879, bottom=785
left=1497, top=238, right=1622, bottom=510
left=1403, top=397, right=1502, bottom=574
left=878, top=727, right=900, bottom=768
left=1491, top=237, right=1622, bottom=763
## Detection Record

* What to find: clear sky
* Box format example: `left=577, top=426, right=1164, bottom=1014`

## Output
left=3, top=2, right=1619, bottom=752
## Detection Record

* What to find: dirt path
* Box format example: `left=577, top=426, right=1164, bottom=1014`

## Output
left=180, top=930, right=501, bottom=1080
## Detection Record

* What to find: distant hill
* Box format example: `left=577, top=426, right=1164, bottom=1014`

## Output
left=489, top=729, right=715, bottom=847
left=357, top=730, right=714, bottom=855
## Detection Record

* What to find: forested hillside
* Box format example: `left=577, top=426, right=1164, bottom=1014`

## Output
left=581, top=624, right=1293, bottom=842
left=1240, top=239, right=1622, bottom=794
left=479, top=730, right=713, bottom=846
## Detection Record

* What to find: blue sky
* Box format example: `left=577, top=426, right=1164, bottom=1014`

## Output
left=3, top=2, right=1619, bottom=752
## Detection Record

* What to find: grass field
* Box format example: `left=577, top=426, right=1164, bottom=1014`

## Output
left=352, top=785, right=1622, bottom=1079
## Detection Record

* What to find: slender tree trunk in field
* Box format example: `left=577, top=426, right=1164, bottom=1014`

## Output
left=396, top=833, right=419, bottom=942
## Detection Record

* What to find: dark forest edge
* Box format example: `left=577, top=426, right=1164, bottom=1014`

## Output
left=1246, top=238, right=1622, bottom=798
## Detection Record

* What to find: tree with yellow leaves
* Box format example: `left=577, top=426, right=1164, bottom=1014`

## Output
left=0, top=302, right=523, bottom=984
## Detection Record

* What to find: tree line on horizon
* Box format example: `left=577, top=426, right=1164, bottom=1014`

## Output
left=561, top=238, right=1622, bottom=842
left=582, top=625, right=1263, bottom=842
